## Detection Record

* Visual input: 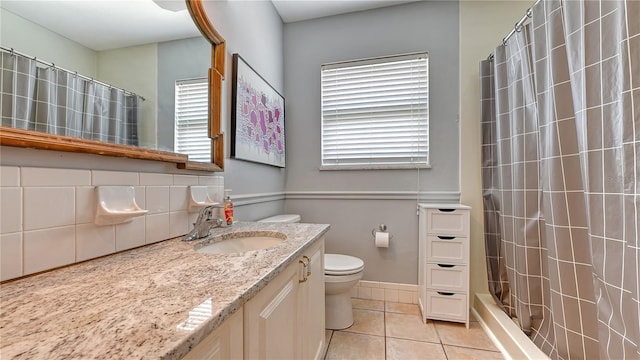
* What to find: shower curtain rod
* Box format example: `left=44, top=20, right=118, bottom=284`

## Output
left=0, top=45, right=145, bottom=101
left=487, top=0, right=541, bottom=60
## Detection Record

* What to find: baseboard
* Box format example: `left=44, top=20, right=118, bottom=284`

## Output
left=350, top=280, right=418, bottom=304
left=473, top=293, right=550, bottom=360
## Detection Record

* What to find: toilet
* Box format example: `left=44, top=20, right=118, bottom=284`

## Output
left=324, top=253, right=364, bottom=329
left=257, top=214, right=365, bottom=330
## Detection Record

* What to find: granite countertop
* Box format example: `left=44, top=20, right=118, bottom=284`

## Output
left=0, top=221, right=330, bottom=359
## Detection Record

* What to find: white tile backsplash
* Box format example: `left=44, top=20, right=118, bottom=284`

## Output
left=76, top=186, right=95, bottom=224
left=170, top=186, right=189, bottom=212
left=76, top=224, right=116, bottom=262
left=24, top=226, right=75, bottom=275
left=115, top=217, right=146, bottom=251
left=146, top=187, right=170, bottom=214
left=198, top=175, right=220, bottom=185
left=140, top=173, right=173, bottom=186
left=1, top=232, right=22, bottom=281
left=170, top=211, right=189, bottom=238
left=173, top=174, right=199, bottom=186
left=21, top=167, right=91, bottom=187
left=0, top=166, right=20, bottom=187
left=145, top=213, right=171, bottom=244
left=134, top=186, right=146, bottom=209
left=1, top=187, right=22, bottom=234
left=24, top=187, right=75, bottom=230
left=0, top=167, right=223, bottom=281
left=92, top=170, right=139, bottom=186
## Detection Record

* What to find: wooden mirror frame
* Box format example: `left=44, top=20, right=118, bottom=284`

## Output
left=0, top=0, right=225, bottom=172
left=183, top=0, right=225, bottom=172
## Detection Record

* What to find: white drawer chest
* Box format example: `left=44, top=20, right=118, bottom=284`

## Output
left=418, top=204, right=471, bottom=328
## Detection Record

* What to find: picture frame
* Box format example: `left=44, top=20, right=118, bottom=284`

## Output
left=231, top=54, right=285, bottom=168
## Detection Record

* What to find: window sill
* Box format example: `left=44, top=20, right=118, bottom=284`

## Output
left=319, top=164, right=431, bottom=171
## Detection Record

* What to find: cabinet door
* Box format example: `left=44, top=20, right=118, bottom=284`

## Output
left=300, top=239, right=325, bottom=360
left=244, top=262, right=301, bottom=360
left=183, top=310, right=243, bottom=360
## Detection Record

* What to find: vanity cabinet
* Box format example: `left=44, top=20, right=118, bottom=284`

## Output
left=244, top=237, right=325, bottom=360
left=418, top=204, right=470, bottom=328
left=183, top=310, right=244, bottom=360
left=183, top=237, right=325, bottom=360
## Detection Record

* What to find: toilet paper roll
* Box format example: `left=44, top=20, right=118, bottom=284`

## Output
left=374, top=231, right=390, bottom=248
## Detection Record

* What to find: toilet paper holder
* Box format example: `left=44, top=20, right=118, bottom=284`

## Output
left=371, top=224, right=393, bottom=239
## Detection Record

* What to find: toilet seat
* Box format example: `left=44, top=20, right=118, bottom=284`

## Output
left=325, top=254, right=364, bottom=275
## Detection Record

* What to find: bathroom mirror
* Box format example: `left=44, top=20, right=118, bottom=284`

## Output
left=0, top=0, right=224, bottom=171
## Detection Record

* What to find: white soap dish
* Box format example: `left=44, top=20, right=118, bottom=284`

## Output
left=189, top=186, right=219, bottom=213
left=95, top=186, right=148, bottom=226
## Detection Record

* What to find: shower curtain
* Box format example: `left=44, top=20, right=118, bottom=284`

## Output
left=1, top=51, right=140, bottom=146
left=480, top=1, right=639, bottom=359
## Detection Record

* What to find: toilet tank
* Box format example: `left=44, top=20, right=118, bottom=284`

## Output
left=257, top=214, right=301, bottom=223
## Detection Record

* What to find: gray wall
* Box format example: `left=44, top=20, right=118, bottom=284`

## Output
left=283, top=1, right=460, bottom=284
left=201, top=0, right=286, bottom=221
left=157, top=36, right=211, bottom=153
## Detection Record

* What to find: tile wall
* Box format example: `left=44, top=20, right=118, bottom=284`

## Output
left=0, top=166, right=223, bottom=281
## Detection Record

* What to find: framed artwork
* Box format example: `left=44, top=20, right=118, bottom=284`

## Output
left=231, top=54, right=285, bottom=168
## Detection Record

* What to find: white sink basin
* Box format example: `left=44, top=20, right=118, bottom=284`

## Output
left=196, top=231, right=286, bottom=255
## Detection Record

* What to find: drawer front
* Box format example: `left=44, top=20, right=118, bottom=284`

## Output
left=425, top=291, right=467, bottom=322
left=426, top=235, right=468, bottom=264
left=426, top=264, right=467, bottom=292
left=426, top=209, right=469, bottom=236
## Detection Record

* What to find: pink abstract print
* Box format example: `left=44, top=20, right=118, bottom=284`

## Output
left=236, top=76, right=284, bottom=162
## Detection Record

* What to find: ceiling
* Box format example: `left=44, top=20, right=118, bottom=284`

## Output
left=1, top=0, right=420, bottom=51
left=272, top=0, right=420, bottom=23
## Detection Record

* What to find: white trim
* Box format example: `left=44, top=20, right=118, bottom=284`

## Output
left=286, top=190, right=459, bottom=202
left=232, top=191, right=460, bottom=205
left=231, top=192, right=286, bottom=206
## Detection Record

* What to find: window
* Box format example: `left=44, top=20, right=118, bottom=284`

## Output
left=321, top=53, right=429, bottom=169
left=175, top=78, right=210, bottom=162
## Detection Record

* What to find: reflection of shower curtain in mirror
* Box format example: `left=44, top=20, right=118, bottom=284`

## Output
left=0, top=51, right=139, bottom=146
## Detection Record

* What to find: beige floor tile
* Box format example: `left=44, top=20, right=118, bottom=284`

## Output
left=443, top=345, right=506, bottom=359
left=352, top=298, right=385, bottom=311
left=386, top=337, right=447, bottom=360
left=386, top=312, right=440, bottom=343
left=385, top=302, right=421, bottom=315
left=325, top=331, right=385, bottom=360
left=342, top=308, right=385, bottom=336
left=435, top=321, right=499, bottom=352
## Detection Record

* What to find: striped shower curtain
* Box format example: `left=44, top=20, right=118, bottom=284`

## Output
left=1, top=51, right=139, bottom=146
left=481, top=1, right=639, bottom=359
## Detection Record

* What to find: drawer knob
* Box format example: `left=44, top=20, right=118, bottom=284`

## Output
left=437, top=236, right=456, bottom=240
left=438, top=209, right=455, bottom=212
left=437, top=264, right=455, bottom=268
left=437, top=292, right=455, bottom=296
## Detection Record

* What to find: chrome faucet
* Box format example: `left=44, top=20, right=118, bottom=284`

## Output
left=184, top=205, right=225, bottom=241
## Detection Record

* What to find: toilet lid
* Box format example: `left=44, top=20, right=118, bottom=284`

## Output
left=325, top=254, right=364, bottom=275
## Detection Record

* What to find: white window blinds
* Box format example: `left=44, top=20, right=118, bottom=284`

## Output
left=321, top=53, right=429, bottom=169
left=175, top=78, right=210, bottom=162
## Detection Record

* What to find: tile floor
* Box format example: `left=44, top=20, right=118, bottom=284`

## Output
left=324, top=299, right=505, bottom=360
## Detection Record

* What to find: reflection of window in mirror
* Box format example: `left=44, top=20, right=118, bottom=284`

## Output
left=175, top=78, right=210, bottom=162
